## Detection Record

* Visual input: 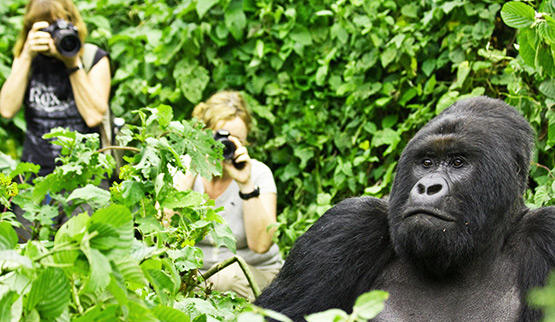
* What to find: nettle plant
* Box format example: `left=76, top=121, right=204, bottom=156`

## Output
left=0, top=107, right=247, bottom=320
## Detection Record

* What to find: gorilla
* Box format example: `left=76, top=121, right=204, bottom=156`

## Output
left=256, top=97, right=554, bottom=321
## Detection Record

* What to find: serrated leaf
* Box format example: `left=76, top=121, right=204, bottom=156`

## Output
left=501, top=2, right=535, bottom=29
left=210, top=222, right=236, bottom=253
left=26, top=267, right=70, bottom=320
left=67, top=184, right=111, bottom=210
left=82, top=246, right=111, bottom=293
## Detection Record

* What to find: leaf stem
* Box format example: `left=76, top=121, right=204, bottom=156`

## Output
left=97, top=145, right=140, bottom=153
left=201, top=256, right=261, bottom=298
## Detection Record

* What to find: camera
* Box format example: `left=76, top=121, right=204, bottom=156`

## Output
left=40, top=19, right=81, bottom=57
left=213, top=129, right=245, bottom=169
left=213, top=129, right=236, bottom=160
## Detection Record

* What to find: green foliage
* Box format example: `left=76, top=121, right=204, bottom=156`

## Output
left=305, top=291, right=389, bottom=322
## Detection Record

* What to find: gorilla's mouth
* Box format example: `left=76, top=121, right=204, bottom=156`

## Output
left=403, top=208, right=456, bottom=222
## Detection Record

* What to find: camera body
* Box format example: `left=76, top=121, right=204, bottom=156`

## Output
left=213, top=129, right=246, bottom=169
left=40, top=19, right=81, bottom=57
left=213, top=129, right=236, bottom=160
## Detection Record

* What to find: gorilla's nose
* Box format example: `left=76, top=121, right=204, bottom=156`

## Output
left=410, top=175, right=449, bottom=204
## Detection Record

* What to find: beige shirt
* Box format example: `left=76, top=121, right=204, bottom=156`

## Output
left=196, top=159, right=283, bottom=270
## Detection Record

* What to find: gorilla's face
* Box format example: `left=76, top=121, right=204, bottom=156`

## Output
left=388, top=97, right=533, bottom=276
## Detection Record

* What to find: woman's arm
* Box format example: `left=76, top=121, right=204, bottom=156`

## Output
left=238, top=180, right=278, bottom=254
left=0, top=21, right=50, bottom=118
left=226, top=136, right=278, bottom=254
left=67, top=56, right=111, bottom=128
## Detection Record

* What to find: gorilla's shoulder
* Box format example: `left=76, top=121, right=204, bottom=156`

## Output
left=302, top=196, right=389, bottom=244
left=512, top=206, right=555, bottom=263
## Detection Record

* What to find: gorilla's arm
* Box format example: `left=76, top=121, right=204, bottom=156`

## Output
left=513, top=206, right=555, bottom=321
left=255, top=197, right=394, bottom=321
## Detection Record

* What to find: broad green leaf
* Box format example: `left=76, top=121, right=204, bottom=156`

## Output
left=380, top=46, right=397, bottom=68
left=289, top=25, right=313, bottom=46
left=67, top=184, right=110, bottom=210
left=72, top=304, right=119, bottom=322
left=152, top=305, right=191, bottom=322
left=450, top=61, right=470, bottom=89
left=114, top=257, right=147, bottom=288
left=25, top=267, right=70, bottom=320
left=0, top=222, right=17, bottom=250
left=352, top=290, right=389, bottom=320
left=196, top=0, right=218, bottom=18
left=539, top=78, right=555, bottom=100
left=0, top=250, right=33, bottom=269
left=210, top=222, right=237, bottom=253
left=501, top=2, right=535, bottom=29
left=224, top=0, right=247, bottom=40
left=237, top=312, right=265, bottom=322
left=517, top=28, right=537, bottom=68
left=173, top=58, right=210, bottom=104
left=0, top=291, right=19, bottom=322
left=81, top=246, right=112, bottom=293
left=127, top=302, right=159, bottom=322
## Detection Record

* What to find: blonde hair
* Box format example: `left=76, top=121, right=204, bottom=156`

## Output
left=14, top=0, right=87, bottom=57
left=192, top=91, right=252, bottom=133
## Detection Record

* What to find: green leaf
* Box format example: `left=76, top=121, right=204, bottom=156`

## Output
left=352, top=290, right=389, bottom=320
left=289, top=25, right=313, bottom=46
left=196, top=0, right=218, bottom=18
left=225, top=0, right=247, bottom=40
left=25, top=267, right=70, bottom=320
left=152, top=305, right=191, bottom=322
left=82, top=246, right=112, bottom=293
left=501, top=2, right=535, bottom=29
left=450, top=61, right=470, bottom=89
left=538, top=79, right=555, bottom=99
left=67, top=184, right=111, bottom=210
left=305, top=308, right=349, bottom=321
left=0, top=291, right=19, bottom=322
left=0, top=250, right=33, bottom=269
left=210, top=222, right=237, bottom=253
left=173, top=58, right=210, bottom=104
left=380, top=46, right=397, bottom=68
left=0, top=222, right=17, bottom=250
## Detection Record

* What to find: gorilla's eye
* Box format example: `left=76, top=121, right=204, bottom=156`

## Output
left=422, top=159, right=434, bottom=168
left=452, top=158, right=465, bottom=168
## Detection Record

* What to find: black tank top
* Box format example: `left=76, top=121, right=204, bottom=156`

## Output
left=22, top=47, right=108, bottom=176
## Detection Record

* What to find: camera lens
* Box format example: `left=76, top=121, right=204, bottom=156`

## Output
left=220, top=140, right=236, bottom=160
left=55, top=31, right=81, bottom=57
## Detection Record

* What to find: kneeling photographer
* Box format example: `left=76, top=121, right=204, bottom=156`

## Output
left=0, top=0, right=111, bottom=176
left=171, top=91, right=282, bottom=301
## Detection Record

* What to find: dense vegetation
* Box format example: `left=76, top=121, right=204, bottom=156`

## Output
left=0, top=0, right=553, bottom=320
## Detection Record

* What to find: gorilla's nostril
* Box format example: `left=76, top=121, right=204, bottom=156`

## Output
left=417, top=183, right=425, bottom=194
left=427, top=184, right=443, bottom=195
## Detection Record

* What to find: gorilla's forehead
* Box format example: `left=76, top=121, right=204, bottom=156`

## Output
left=410, top=115, right=488, bottom=155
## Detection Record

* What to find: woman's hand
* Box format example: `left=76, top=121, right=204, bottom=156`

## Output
left=223, top=136, right=252, bottom=187
left=22, top=21, right=52, bottom=59
left=24, top=21, right=79, bottom=67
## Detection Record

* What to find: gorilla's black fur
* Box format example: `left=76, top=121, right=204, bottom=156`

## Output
left=256, top=97, right=554, bottom=321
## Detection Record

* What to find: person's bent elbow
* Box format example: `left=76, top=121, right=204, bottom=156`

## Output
left=85, top=112, right=103, bottom=128
left=0, top=108, right=15, bottom=119
left=248, top=240, right=273, bottom=254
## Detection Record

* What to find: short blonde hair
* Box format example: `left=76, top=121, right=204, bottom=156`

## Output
left=14, top=0, right=87, bottom=57
left=192, top=91, right=252, bottom=133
